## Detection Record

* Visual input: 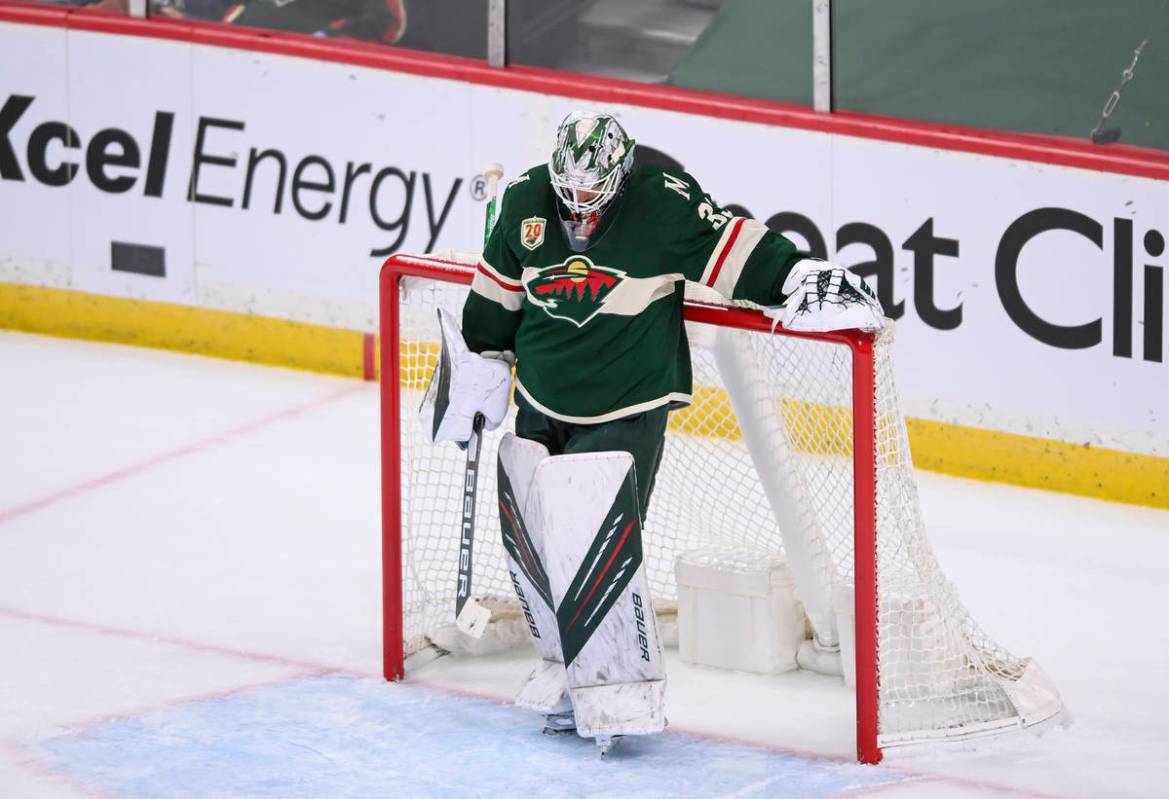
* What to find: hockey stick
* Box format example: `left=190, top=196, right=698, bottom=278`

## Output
left=455, top=412, right=490, bottom=637
left=453, top=162, right=505, bottom=638
left=481, top=163, right=504, bottom=242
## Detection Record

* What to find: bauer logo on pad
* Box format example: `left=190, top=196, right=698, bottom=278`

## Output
left=520, top=216, right=546, bottom=251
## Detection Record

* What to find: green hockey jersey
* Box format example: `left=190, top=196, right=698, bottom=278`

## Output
left=462, top=163, right=805, bottom=423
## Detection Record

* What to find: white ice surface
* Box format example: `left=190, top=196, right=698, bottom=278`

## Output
left=1, top=330, right=1167, bottom=798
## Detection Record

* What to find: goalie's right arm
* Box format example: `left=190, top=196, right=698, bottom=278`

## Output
left=421, top=185, right=526, bottom=445
left=427, top=182, right=528, bottom=445
left=421, top=308, right=514, bottom=445
left=463, top=186, right=525, bottom=355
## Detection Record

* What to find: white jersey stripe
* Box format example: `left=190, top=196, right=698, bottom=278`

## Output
left=478, top=258, right=523, bottom=290
left=698, top=217, right=769, bottom=300
left=516, top=379, right=691, bottom=424
left=471, top=269, right=525, bottom=311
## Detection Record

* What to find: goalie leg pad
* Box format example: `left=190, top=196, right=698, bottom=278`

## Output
left=531, top=451, right=666, bottom=737
left=515, top=658, right=572, bottom=714
left=498, top=434, right=561, bottom=659
left=571, top=680, right=667, bottom=738
left=498, top=434, right=571, bottom=712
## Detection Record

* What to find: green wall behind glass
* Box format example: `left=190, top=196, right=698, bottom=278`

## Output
left=672, top=0, right=1167, bottom=152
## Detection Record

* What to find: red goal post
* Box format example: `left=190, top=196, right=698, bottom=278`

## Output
left=378, top=253, right=883, bottom=763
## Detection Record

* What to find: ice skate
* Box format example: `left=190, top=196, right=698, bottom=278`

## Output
left=595, top=734, right=624, bottom=758
left=542, top=710, right=576, bottom=736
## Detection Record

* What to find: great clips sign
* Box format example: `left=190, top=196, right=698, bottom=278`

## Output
left=634, top=145, right=1166, bottom=366
left=781, top=208, right=1165, bottom=365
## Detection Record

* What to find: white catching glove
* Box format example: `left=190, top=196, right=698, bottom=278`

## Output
left=419, top=308, right=514, bottom=445
left=766, top=259, right=885, bottom=333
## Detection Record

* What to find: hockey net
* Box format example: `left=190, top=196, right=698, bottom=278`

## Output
left=379, top=253, right=1061, bottom=763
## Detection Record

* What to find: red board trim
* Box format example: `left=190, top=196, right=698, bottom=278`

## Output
left=3, top=1, right=1167, bottom=182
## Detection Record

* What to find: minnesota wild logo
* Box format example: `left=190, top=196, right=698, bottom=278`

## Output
left=525, top=256, right=626, bottom=327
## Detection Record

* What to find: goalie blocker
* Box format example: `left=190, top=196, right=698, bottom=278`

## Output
left=419, top=307, right=513, bottom=447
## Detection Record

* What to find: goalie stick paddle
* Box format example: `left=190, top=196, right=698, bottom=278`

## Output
left=452, top=162, right=505, bottom=639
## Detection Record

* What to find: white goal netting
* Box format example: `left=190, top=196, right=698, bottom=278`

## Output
left=384, top=254, right=1061, bottom=754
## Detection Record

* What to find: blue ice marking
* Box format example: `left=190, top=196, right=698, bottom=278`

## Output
left=38, top=674, right=905, bottom=798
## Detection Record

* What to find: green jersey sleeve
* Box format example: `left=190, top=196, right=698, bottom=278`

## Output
left=655, top=170, right=805, bottom=305
left=461, top=187, right=525, bottom=354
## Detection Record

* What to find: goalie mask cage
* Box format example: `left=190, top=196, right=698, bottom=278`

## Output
left=379, top=254, right=1061, bottom=765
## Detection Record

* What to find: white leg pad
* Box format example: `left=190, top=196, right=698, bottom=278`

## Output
left=515, top=659, right=572, bottom=714
left=571, top=680, right=667, bottom=738
left=498, top=434, right=569, bottom=711
left=531, top=451, right=666, bottom=737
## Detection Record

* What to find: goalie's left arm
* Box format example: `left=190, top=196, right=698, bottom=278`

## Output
left=660, top=170, right=883, bottom=333
left=770, top=258, right=885, bottom=333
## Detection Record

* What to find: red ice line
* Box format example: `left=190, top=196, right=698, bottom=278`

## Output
left=1, top=607, right=1065, bottom=799
left=0, top=605, right=367, bottom=677
left=0, top=376, right=1067, bottom=799
left=0, top=384, right=364, bottom=527
left=0, top=738, right=118, bottom=799
left=0, top=669, right=341, bottom=798
left=0, top=608, right=364, bottom=784
left=408, top=671, right=1069, bottom=799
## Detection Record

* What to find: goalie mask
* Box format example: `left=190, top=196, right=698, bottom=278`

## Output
left=549, top=111, right=636, bottom=252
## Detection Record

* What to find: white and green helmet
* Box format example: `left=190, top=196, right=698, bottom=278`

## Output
left=549, top=111, right=636, bottom=216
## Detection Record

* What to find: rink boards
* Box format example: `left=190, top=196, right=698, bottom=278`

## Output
left=0, top=7, right=1166, bottom=507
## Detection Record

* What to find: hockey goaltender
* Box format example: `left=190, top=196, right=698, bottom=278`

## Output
left=424, top=110, right=884, bottom=754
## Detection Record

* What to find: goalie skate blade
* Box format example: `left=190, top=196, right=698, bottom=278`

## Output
left=542, top=711, right=577, bottom=736
left=595, top=735, right=624, bottom=758
left=542, top=711, right=575, bottom=739
left=454, top=599, right=491, bottom=639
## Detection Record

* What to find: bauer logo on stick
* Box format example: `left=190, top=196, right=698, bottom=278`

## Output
left=520, top=216, right=546, bottom=251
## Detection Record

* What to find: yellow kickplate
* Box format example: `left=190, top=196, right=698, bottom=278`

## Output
left=5, top=281, right=1165, bottom=510
left=0, top=282, right=368, bottom=379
